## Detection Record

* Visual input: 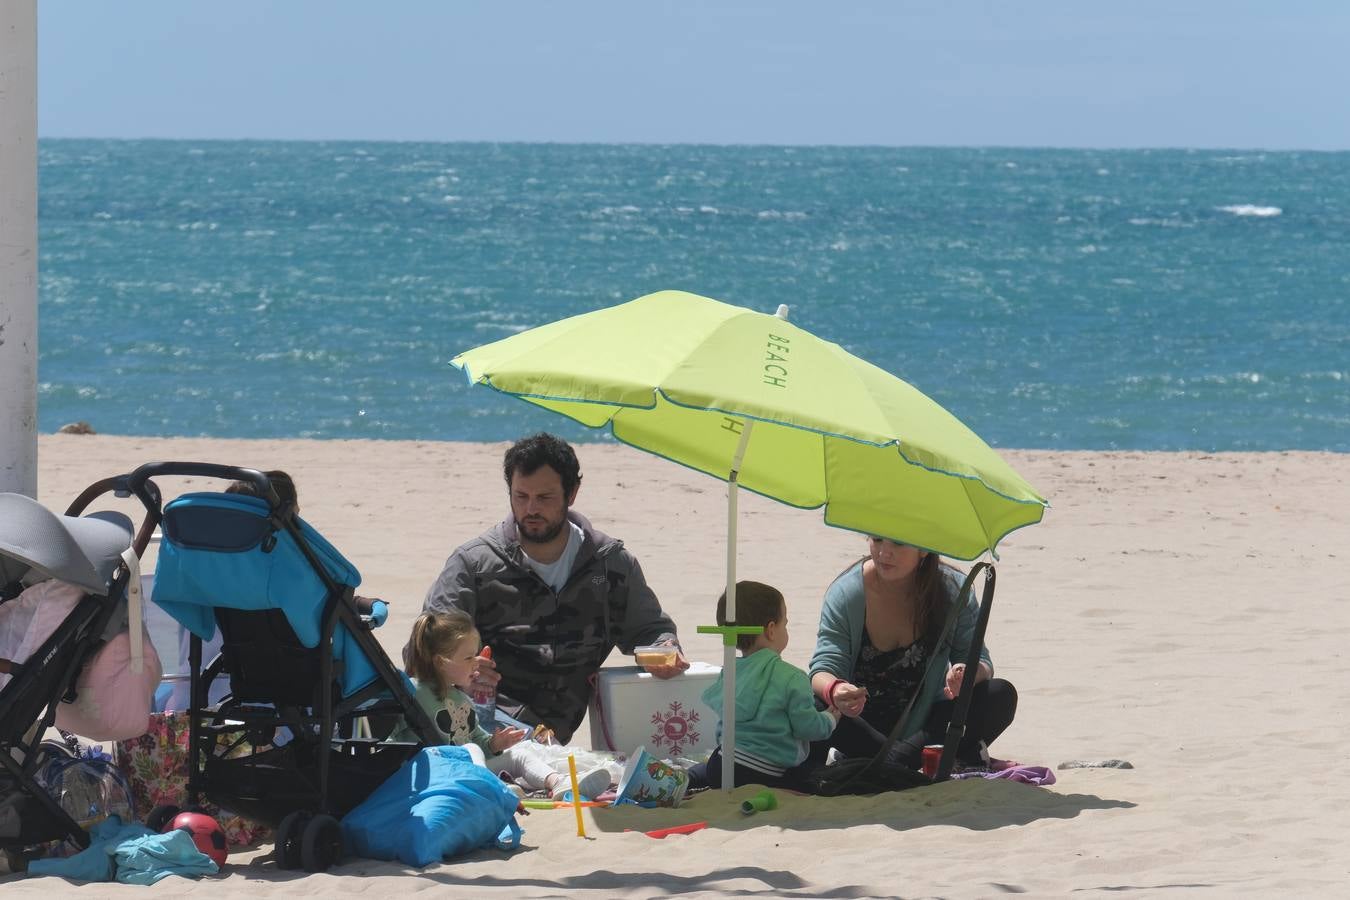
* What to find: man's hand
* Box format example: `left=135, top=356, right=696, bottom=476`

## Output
left=641, top=641, right=691, bottom=679
left=471, top=651, right=502, bottom=696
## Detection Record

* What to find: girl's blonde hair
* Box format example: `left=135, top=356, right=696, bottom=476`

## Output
left=406, top=609, right=478, bottom=693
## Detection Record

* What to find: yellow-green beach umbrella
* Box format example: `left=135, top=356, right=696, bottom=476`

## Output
left=451, top=290, right=1048, bottom=789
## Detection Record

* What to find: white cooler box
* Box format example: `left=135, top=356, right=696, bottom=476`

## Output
left=588, top=661, right=721, bottom=759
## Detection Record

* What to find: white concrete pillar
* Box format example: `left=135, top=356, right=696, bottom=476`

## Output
left=0, top=0, right=39, bottom=497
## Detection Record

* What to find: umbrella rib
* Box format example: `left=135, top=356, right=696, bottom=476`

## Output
left=892, top=445, right=1048, bottom=508
left=959, top=475, right=1000, bottom=561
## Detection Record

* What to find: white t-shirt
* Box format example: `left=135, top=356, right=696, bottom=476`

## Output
left=521, top=521, right=584, bottom=593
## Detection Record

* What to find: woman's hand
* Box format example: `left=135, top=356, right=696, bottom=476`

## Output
left=831, top=682, right=868, bottom=718
left=490, top=726, right=527, bottom=754
left=943, top=662, right=991, bottom=699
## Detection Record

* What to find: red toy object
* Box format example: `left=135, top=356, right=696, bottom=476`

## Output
left=168, top=811, right=229, bottom=869
left=629, top=821, right=707, bottom=839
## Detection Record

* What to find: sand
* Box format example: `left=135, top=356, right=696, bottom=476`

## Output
left=5, top=434, right=1348, bottom=897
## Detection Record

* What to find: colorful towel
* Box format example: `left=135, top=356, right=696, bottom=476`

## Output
left=115, top=712, right=270, bottom=847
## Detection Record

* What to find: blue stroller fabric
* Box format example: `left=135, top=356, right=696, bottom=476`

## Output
left=151, top=492, right=378, bottom=697
left=341, top=745, right=523, bottom=868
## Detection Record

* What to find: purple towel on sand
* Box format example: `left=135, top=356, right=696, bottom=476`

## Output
left=950, top=761, right=1056, bottom=786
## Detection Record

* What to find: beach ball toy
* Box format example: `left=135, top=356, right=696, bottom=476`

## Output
left=169, top=811, right=229, bottom=869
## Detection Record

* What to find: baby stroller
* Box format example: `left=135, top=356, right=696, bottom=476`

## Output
left=0, top=491, right=145, bottom=871
left=83, top=462, right=440, bottom=872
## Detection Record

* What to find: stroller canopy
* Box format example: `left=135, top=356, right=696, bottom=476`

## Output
left=151, top=492, right=380, bottom=698
left=152, top=493, right=361, bottom=647
left=0, top=493, right=133, bottom=595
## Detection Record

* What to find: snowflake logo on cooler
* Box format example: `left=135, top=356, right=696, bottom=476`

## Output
left=650, top=701, right=700, bottom=756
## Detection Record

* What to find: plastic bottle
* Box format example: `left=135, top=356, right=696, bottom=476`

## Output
left=469, top=646, right=497, bottom=732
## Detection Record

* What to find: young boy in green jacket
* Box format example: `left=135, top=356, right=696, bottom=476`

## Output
left=689, top=581, right=840, bottom=790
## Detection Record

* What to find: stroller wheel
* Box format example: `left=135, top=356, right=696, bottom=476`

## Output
left=299, top=814, right=343, bottom=873
left=4, top=848, right=34, bottom=874
left=275, top=810, right=308, bottom=870
left=146, top=804, right=182, bottom=833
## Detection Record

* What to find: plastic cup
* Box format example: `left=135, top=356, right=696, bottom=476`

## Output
left=922, top=744, right=943, bottom=778
left=633, top=644, right=678, bottom=667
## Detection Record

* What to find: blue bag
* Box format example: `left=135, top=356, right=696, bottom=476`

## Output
left=340, top=746, right=522, bottom=868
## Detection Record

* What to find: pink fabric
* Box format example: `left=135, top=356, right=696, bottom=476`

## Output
left=55, top=623, right=163, bottom=741
left=0, top=576, right=161, bottom=740
left=0, top=580, right=84, bottom=693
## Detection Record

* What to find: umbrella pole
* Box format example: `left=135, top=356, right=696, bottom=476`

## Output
left=721, top=419, right=755, bottom=792
left=721, top=306, right=785, bottom=792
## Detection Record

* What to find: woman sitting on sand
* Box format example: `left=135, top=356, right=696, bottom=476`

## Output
left=807, top=537, right=1017, bottom=768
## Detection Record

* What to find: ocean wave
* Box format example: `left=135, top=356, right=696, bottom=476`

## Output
left=1128, top=217, right=1193, bottom=228
left=1217, top=204, right=1282, bottom=217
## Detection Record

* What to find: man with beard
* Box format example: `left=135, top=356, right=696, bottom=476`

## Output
left=420, top=432, right=688, bottom=744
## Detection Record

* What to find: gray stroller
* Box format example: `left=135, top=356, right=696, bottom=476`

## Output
left=0, top=492, right=142, bottom=871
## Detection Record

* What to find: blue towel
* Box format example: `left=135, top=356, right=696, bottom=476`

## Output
left=114, top=827, right=218, bottom=884
left=26, top=815, right=217, bottom=883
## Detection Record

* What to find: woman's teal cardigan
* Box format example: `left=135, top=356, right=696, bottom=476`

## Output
left=808, top=560, right=993, bottom=743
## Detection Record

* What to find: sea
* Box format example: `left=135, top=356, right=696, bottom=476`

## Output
left=34, top=140, right=1350, bottom=451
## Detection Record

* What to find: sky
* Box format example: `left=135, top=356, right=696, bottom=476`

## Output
left=35, top=0, right=1350, bottom=150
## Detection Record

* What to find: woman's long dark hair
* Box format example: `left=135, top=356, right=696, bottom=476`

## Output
left=911, top=552, right=952, bottom=643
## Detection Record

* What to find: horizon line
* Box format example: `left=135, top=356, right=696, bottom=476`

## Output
left=34, top=135, right=1350, bottom=155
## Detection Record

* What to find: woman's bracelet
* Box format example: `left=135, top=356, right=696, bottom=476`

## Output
left=822, top=677, right=845, bottom=709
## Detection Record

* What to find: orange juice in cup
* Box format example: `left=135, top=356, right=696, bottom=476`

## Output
left=633, top=644, right=678, bottom=667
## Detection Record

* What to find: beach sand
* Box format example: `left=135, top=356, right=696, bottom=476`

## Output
left=5, top=435, right=1348, bottom=897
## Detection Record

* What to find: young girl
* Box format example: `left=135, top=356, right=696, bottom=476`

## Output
left=399, top=609, right=611, bottom=800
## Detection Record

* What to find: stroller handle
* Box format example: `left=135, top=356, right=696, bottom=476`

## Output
left=67, top=463, right=283, bottom=559
left=125, top=462, right=282, bottom=510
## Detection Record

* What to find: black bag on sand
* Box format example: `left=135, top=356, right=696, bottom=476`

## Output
left=800, top=749, right=933, bottom=796
left=800, top=563, right=996, bottom=797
